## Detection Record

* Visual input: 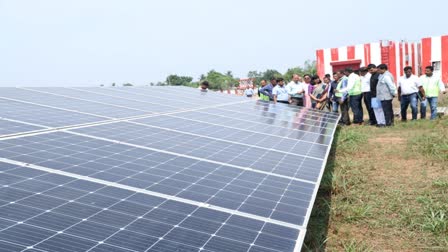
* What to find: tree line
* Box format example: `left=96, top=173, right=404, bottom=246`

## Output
left=104, top=60, right=316, bottom=89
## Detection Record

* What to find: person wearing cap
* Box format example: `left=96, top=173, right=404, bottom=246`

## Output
left=272, top=77, right=289, bottom=104
left=377, top=64, right=397, bottom=126
left=398, top=66, right=425, bottom=121
left=335, top=70, right=351, bottom=125
left=368, top=64, right=386, bottom=127
left=286, top=74, right=305, bottom=106
left=419, top=65, right=446, bottom=120
left=339, top=68, right=363, bottom=125
left=259, top=77, right=277, bottom=101
left=360, top=67, right=376, bottom=125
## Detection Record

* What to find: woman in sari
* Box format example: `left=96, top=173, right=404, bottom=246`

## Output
left=310, top=75, right=328, bottom=110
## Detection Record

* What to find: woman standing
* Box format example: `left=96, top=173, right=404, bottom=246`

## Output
left=310, top=75, right=328, bottom=109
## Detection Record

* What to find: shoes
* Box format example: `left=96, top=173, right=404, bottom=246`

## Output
left=376, top=124, right=386, bottom=128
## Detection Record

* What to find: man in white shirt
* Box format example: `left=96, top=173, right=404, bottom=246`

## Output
left=398, top=66, right=425, bottom=121
left=360, top=67, right=376, bottom=125
left=286, top=74, right=304, bottom=106
left=272, top=77, right=290, bottom=104
left=244, top=86, right=254, bottom=98
left=419, top=65, right=446, bottom=120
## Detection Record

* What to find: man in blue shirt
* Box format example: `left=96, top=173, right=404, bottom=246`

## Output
left=244, top=86, right=254, bottom=98
left=259, top=77, right=277, bottom=101
left=328, top=72, right=339, bottom=112
left=335, top=71, right=350, bottom=125
left=272, top=78, right=289, bottom=104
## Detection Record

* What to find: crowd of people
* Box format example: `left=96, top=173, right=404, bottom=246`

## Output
left=248, top=64, right=446, bottom=127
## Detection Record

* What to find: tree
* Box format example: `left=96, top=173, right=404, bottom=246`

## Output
left=247, top=70, right=263, bottom=84
left=284, top=67, right=305, bottom=82
left=203, top=70, right=238, bottom=90
left=166, top=75, right=193, bottom=86
left=303, top=60, right=317, bottom=76
left=123, top=83, right=133, bottom=86
left=283, top=61, right=317, bottom=82
left=262, top=69, right=282, bottom=82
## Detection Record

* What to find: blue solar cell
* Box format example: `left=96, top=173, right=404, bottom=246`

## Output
left=0, top=87, right=338, bottom=251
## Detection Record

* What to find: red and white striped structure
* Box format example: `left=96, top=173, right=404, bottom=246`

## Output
left=316, top=35, right=448, bottom=84
left=421, top=35, right=448, bottom=84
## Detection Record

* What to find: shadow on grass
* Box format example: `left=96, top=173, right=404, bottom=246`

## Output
left=302, top=127, right=341, bottom=251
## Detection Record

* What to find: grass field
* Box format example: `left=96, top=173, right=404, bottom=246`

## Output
left=303, top=96, right=448, bottom=251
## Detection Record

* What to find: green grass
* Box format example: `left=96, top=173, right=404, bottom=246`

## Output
left=304, top=116, right=448, bottom=251
left=341, top=239, right=373, bottom=252
left=433, top=179, right=448, bottom=189
left=409, top=133, right=448, bottom=162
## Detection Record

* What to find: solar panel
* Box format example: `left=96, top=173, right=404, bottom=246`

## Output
left=0, top=99, right=107, bottom=128
left=0, top=87, right=339, bottom=251
left=0, top=119, right=45, bottom=137
left=0, top=162, right=301, bottom=252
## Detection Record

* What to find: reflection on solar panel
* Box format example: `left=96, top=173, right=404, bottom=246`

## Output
left=0, top=87, right=339, bottom=252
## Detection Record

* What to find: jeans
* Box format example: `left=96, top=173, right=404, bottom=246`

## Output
left=381, top=99, right=394, bottom=126
left=421, top=97, right=438, bottom=120
left=400, top=93, right=418, bottom=120
left=338, top=97, right=351, bottom=125
left=349, top=94, right=363, bottom=123
left=363, top=92, right=376, bottom=125
left=332, top=100, right=339, bottom=113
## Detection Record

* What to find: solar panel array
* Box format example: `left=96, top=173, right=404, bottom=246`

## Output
left=0, top=87, right=339, bottom=252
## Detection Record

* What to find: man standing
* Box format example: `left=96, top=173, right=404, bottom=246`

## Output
left=322, top=75, right=332, bottom=111
left=335, top=71, right=350, bottom=125
left=398, top=66, right=425, bottom=121
left=328, top=72, right=340, bottom=112
left=244, top=85, right=254, bottom=98
left=340, top=68, right=363, bottom=125
left=360, top=67, right=376, bottom=125
left=368, top=64, right=386, bottom=127
left=258, top=80, right=270, bottom=101
left=286, top=74, right=304, bottom=106
left=377, top=64, right=397, bottom=126
left=419, top=66, right=446, bottom=120
left=259, top=77, right=277, bottom=101
left=272, top=77, right=289, bottom=104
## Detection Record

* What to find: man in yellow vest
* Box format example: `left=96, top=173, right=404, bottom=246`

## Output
left=258, top=79, right=270, bottom=101
left=419, top=66, right=446, bottom=120
left=339, top=68, right=363, bottom=125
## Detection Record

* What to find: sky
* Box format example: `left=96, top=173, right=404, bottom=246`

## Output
left=1, top=0, right=447, bottom=87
